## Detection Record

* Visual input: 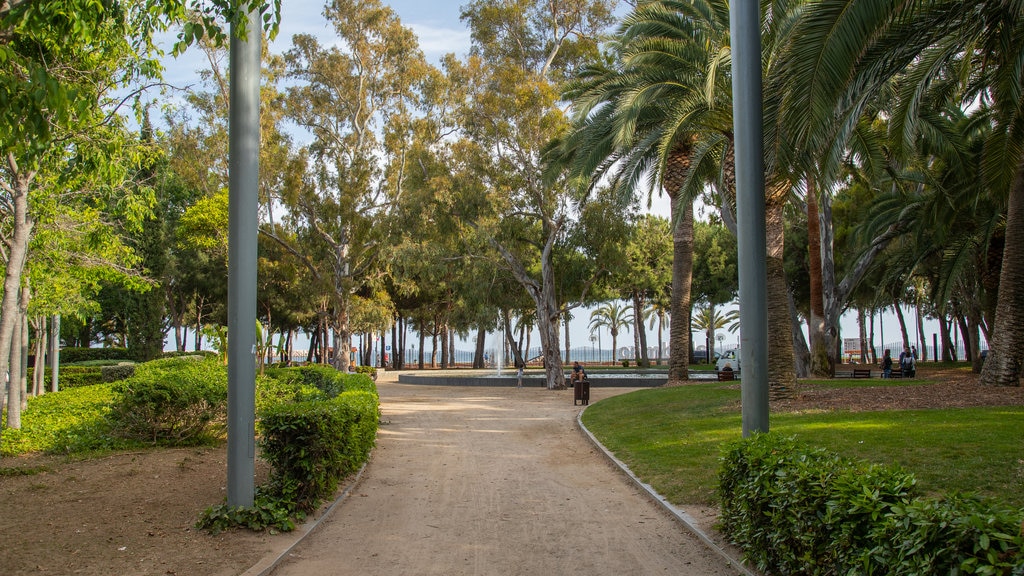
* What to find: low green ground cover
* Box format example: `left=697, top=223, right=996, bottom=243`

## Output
left=581, top=380, right=1024, bottom=508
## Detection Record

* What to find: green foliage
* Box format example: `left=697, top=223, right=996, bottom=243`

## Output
left=196, top=490, right=298, bottom=535
left=719, top=434, right=1024, bottom=575
left=258, top=390, right=379, bottom=514
left=352, top=365, right=377, bottom=382
left=264, top=365, right=378, bottom=398
left=1, top=384, right=123, bottom=456
left=101, top=363, right=137, bottom=382
left=60, top=347, right=131, bottom=363
left=28, top=366, right=104, bottom=389
left=106, top=357, right=227, bottom=445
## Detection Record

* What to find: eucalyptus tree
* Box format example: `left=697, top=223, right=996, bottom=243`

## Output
left=445, top=0, right=618, bottom=389
left=269, top=0, right=429, bottom=370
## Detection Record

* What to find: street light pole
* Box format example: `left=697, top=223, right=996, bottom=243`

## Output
left=226, top=5, right=260, bottom=508
left=730, top=1, right=769, bottom=437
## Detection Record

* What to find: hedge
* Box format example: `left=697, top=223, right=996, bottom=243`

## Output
left=263, top=365, right=378, bottom=398
left=59, top=347, right=131, bottom=364
left=107, top=357, right=227, bottom=446
left=719, top=434, right=1024, bottom=575
left=258, top=389, right=379, bottom=514
left=27, top=366, right=104, bottom=389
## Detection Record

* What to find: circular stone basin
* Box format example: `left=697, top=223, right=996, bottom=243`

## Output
left=396, top=370, right=728, bottom=387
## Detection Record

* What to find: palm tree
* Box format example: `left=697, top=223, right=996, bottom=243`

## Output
left=559, top=0, right=734, bottom=381
left=771, top=0, right=1024, bottom=385
left=691, top=303, right=739, bottom=361
left=589, top=302, right=633, bottom=365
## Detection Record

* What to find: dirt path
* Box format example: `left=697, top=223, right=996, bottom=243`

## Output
left=266, top=376, right=743, bottom=576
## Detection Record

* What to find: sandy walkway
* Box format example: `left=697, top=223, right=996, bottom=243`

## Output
left=266, top=374, right=744, bottom=576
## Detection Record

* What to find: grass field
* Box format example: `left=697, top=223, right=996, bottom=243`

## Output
left=580, top=379, right=1024, bottom=509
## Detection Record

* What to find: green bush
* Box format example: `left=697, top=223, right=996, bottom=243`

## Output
left=264, top=365, right=377, bottom=399
left=1, top=384, right=122, bottom=455
left=257, top=390, right=379, bottom=514
left=354, top=365, right=377, bottom=380
left=101, top=363, right=136, bottom=382
left=107, top=357, right=227, bottom=445
left=60, top=347, right=130, bottom=364
left=719, top=434, right=1024, bottom=575
left=161, top=350, right=218, bottom=360
left=27, top=366, right=105, bottom=389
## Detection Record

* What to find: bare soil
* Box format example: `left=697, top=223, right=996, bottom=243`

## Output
left=0, top=365, right=1019, bottom=576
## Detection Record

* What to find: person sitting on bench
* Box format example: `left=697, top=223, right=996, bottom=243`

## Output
left=572, top=361, right=587, bottom=383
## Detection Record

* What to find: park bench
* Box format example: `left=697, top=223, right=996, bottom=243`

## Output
left=717, top=370, right=735, bottom=382
left=852, top=368, right=872, bottom=378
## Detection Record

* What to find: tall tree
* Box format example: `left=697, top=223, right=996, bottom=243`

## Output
left=269, top=0, right=428, bottom=370
left=452, top=0, right=618, bottom=389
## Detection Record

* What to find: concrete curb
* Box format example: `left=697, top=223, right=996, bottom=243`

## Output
left=239, top=460, right=370, bottom=576
left=576, top=409, right=757, bottom=576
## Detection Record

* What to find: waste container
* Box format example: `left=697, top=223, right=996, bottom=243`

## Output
left=573, top=378, right=590, bottom=405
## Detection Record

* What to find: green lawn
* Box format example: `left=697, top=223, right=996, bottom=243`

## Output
left=581, top=381, right=1024, bottom=508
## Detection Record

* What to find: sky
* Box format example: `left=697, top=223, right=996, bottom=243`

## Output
left=153, top=1, right=953, bottom=360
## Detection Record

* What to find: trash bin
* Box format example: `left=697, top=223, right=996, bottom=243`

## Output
left=573, top=378, right=590, bottom=406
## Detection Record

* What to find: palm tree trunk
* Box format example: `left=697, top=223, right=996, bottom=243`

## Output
left=980, top=164, right=1024, bottom=385
left=668, top=198, right=694, bottom=380
left=766, top=185, right=797, bottom=395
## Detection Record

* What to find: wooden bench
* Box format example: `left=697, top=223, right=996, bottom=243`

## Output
left=717, top=370, right=735, bottom=381
left=852, top=368, right=872, bottom=378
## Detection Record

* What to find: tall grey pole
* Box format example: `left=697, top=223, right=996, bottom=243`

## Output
left=227, top=6, right=260, bottom=507
left=730, top=1, right=769, bottom=436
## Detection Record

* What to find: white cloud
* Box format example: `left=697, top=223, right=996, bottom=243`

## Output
left=408, top=22, right=471, bottom=61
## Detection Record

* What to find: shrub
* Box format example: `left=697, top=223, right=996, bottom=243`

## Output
left=1, top=384, right=122, bottom=456
left=264, top=365, right=377, bottom=399
left=354, top=365, right=377, bottom=380
left=27, top=366, right=105, bottom=389
left=60, top=347, right=130, bottom=364
left=101, top=363, right=136, bottom=382
left=719, top=434, right=1024, bottom=575
left=107, top=357, right=227, bottom=445
left=257, top=390, right=379, bottom=514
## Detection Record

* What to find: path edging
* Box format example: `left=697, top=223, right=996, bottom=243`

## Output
left=576, top=408, right=758, bottom=576
left=240, top=460, right=371, bottom=576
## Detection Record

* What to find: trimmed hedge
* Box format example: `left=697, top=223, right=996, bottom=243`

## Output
left=197, top=367, right=379, bottom=533
left=719, top=434, right=1024, bottom=575
left=107, top=357, right=227, bottom=445
left=27, top=366, right=105, bottom=389
left=264, top=365, right=378, bottom=398
left=60, top=347, right=131, bottom=364
left=258, top=389, right=379, bottom=514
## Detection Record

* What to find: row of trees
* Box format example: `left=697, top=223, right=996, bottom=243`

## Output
left=557, top=0, right=1022, bottom=389
left=2, top=0, right=1020, bottom=437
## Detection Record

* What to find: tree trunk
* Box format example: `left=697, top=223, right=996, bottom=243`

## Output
left=894, top=302, right=910, bottom=350
left=418, top=329, right=425, bottom=369
left=474, top=324, right=486, bottom=368
left=564, top=313, right=571, bottom=363
left=806, top=175, right=830, bottom=376
left=916, top=303, right=928, bottom=363
left=49, top=315, right=60, bottom=392
left=789, top=289, right=811, bottom=378
left=857, top=308, right=868, bottom=363
left=20, top=308, right=29, bottom=400
left=766, top=186, right=797, bottom=394
left=0, top=158, right=35, bottom=417
left=668, top=199, right=694, bottom=380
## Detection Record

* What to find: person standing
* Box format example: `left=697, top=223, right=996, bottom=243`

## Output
left=899, top=346, right=915, bottom=378
left=881, top=349, right=893, bottom=378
